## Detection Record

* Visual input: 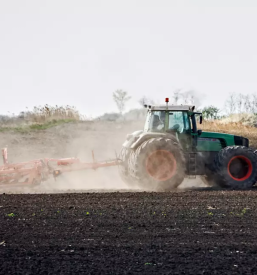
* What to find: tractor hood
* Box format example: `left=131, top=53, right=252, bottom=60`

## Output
left=123, top=130, right=249, bottom=150
left=199, top=131, right=249, bottom=147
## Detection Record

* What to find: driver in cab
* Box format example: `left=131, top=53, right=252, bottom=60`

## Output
left=153, top=112, right=181, bottom=133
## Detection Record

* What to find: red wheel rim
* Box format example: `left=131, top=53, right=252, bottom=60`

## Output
left=227, top=155, right=253, bottom=181
left=145, top=150, right=177, bottom=181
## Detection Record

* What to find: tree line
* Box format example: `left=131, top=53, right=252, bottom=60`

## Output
left=112, top=89, right=257, bottom=120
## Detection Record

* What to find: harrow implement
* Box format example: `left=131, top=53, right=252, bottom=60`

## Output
left=0, top=148, right=122, bottom=187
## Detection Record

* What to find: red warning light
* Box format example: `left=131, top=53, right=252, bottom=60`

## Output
left=165, top=98, right=169, bottom=103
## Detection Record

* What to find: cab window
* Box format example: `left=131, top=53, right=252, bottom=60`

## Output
left=168, top=111, right=190, bottom=133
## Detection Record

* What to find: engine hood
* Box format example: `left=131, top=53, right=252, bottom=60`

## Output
left=200, top=131, right=249, bottom=147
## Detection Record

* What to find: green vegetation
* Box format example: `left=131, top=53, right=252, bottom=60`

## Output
left=201, top=106, right=220, bottom=120
left=0, top=119, right=76, bottom=132
left=230, top=208, right=248, bottom=216
left=0, top=104, right=81, bottom=132
left=7, top=213, right=15, bottom=217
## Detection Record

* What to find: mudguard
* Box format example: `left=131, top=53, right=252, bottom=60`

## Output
left=122, top=130, right=178, bottom=150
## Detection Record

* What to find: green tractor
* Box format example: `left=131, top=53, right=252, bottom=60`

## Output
left=120, top=99, right=257, bottom=190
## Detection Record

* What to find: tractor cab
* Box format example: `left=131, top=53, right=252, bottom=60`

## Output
left=143, top=99, right=203, bottom=151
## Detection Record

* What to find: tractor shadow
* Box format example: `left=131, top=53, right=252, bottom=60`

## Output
left=177, top=176, right=257, bottom=192
left=180, top=185, right=257, bottom=192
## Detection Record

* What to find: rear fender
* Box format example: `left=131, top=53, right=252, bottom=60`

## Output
left=123, top=132, right=178, bottom=150
left=122, top=130, right=143, bottom=149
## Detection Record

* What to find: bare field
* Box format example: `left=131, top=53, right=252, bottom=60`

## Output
left=1, top=191, right=257, bottom=274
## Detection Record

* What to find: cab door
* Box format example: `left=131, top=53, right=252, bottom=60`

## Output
left=167, top=111, right=192, bottom=151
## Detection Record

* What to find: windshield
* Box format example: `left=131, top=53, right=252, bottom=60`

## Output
left=144, top=110, right=190, bottom=133
left=144, top=111, right=165, bottom=132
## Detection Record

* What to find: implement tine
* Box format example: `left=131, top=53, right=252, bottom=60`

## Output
left=2, top=148, right=8, bottom=165
left=92, top=150, right=95, bottom=162
left=0, top=147, right=123, bottom=187
left=92, top=150, right=96, bottom=170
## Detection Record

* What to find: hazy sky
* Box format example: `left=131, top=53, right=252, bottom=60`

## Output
left=1, top=0, right=257, bottom=117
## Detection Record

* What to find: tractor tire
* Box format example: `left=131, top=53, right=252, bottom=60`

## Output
left=119, top=147, right=135, bottom=187
left=129, top=137, right=185, bottom=191
left=213, top=146, right=257, bottom=189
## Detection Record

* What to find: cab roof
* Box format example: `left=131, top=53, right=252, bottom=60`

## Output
left=147, top=105, right=195, bottom=111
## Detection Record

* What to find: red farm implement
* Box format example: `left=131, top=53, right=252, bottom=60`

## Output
left=0, top=148, right=122, bottom=187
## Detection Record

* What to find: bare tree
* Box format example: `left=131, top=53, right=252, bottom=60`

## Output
left=172, top=89, right=181, bottom=104
left=182, top=91, right=190, bottom=104
left=189, top=94, right=195, bottom=105
left=113, top=89, right=131, bottom=115
left=225, top=93, right=237, bottom=114
left=138, top=96, right=155, bottom=107
left=172, top=89, right=198, bottom=105
left=224, top=92, right=257, bottom=114
left=243, top=94, right=251, bottom=113
left=138, top=96, right=147, bottom=107
left=250, top=94, right=257, bottom=113
left=237, top=93, right=243, bottom=113
left=182, top=91, right=196, bottom=105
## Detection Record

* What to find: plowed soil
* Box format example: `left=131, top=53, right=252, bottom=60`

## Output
left=1, top=190, right=257, bottom=274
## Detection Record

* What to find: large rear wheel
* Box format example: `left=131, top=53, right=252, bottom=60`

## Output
left=119, top=147, right=136, bottom=187
left=214, top=146, right=257, bottom=189
left=130, top=137, right=185, bottom=191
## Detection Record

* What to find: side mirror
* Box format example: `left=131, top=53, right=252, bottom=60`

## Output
left=200, top=115, right=203, bottom=124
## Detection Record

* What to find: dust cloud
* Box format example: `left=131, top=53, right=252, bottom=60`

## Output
left=0, top=121, right=143, bottom=193
left=0, top=120, right=207, bottom=194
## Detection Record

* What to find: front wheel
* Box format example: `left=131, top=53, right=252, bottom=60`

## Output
left=214, top=146, right=257, bottom=189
